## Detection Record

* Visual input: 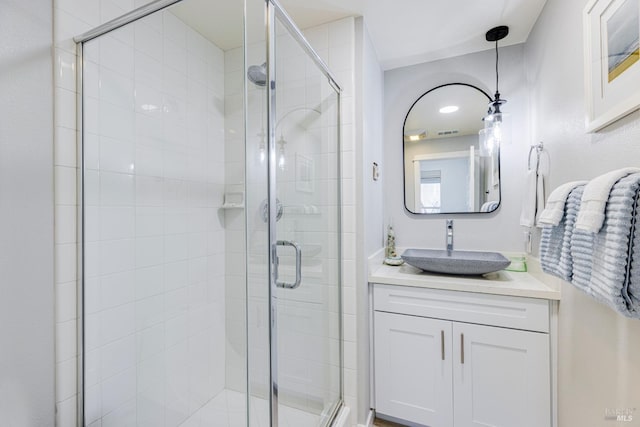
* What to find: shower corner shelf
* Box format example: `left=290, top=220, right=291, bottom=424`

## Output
left=221, top=191, right=245, bottom=209
left=221, top=203, right=245, bottom=209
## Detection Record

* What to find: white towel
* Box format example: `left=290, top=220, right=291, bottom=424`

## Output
left=520, top=170, right=537, bottom=227
left=575, top=168, right=640, bottom=233
left=536, top=172, right=545, bottom=226
left=538, top=181, right=588, bottom=226
left=520, top=170, right=546, bottom=227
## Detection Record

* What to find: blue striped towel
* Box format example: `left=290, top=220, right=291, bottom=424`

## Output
left=569, top=173, right=640, bottom=318
left=540, top=185, right=584, bottom=282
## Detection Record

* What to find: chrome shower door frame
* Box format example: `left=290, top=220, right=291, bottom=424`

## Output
left=265, top=1, right=343, bottom=426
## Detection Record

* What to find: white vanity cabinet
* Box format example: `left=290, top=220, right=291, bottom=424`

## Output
left=375, top=312, right=454, bottom=426
left=373, top=283, right=552, bottom=427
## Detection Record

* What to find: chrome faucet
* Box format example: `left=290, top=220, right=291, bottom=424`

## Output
left=446, top=220, right=454, bottom=252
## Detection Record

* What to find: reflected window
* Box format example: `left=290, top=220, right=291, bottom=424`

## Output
left=419, top=170, right=441, bottom=213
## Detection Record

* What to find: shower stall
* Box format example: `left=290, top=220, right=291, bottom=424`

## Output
left=76, top=0, right=342, bottom=425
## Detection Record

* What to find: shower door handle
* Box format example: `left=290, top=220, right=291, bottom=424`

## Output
left=274, top=240, right=302, bottom=289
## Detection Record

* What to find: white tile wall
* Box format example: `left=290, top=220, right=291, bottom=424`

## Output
left=322, top=18, right=358, bottom=426
left=80, top=12, right=226, bottom=426
left=53, top=1, right=230, bottom=425
left=53, top=3, right=88, bottom=424
left=223, top=46, right=248, bottom=395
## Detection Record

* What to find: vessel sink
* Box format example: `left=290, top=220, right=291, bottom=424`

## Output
left=401, top=248, right=511, bottom=275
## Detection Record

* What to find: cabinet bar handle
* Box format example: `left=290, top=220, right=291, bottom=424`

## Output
left=460, top=333, right=465, bottom=364
left=441, top=330, right=445, bottom=360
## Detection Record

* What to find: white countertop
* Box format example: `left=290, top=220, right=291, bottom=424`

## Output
left=369, top=249, right=560, bottom=300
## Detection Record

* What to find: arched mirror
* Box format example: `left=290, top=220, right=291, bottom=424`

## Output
left=403, top=83, right=501, bottom=214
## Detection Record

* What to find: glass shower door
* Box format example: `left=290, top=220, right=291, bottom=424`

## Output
left=266, top=3, right=342, bottom=426
left=80, top=1, right=249, bottom=425
left=79, top=0, right=341, bottom=424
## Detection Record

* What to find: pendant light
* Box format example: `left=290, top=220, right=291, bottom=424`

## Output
left=277, top=134, right=286, bottom=169
left=480, top=25, right=511, bottom=156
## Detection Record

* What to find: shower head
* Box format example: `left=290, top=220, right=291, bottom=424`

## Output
left=247, top=62, right=267, bottom=87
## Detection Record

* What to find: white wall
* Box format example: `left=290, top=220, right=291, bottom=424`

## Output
left=0, top=1, right=55, bottom=425
left=384, top=45, right=530, bottom=252
left=358, top=19, right=385, bottom=258
left=525, top=0, right=640, bottom=425
left=355, top=16, right=385, bottom=425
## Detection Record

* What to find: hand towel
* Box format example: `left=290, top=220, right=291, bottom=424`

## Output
left=520, top=170, right=537, bottom=227
left=538, top=181, right=588, bottom=226
left=540, top=185, right=584, bottom=282
left=520, top=169, right=546, bottom=227
left=575, top=168, right=640, bottom=233
left=536, top=172, right=546, bottom=226
left=570, top=174, right=640, bottom=318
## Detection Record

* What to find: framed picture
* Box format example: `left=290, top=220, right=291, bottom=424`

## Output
left=584, top=0, right=640, bottom=132
left=295, top=153, right=314, bottom=193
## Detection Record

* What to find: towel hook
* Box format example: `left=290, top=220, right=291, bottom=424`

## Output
left=528, top=142, right=544, bottom=172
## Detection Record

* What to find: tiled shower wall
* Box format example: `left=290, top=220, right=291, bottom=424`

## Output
left=306, top=18, right=359, bottom=423
left=222, top=45, right=247, bottom=393
left=54, top=1, right=229, bottom=424
left=80, top=11, right=226, bottom=426
left=53, top=0, right=358, bottom=425
left=53, top=1, right=155, bottom=423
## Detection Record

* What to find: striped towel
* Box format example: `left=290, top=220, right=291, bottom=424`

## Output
left=570, top=229, right=595, bottom=293
left=575, top=167, right=640, bottom=232
left=570, top=173, right=640, bottom=318
left=538, top=181, right=588, bottom=226
left=540, top=185, right=584, bottom=282
left=481, top=201, right=499, bottom=212
left=626, top=193, right=640, bottom=310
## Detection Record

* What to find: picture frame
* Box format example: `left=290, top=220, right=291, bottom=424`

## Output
left=295, top=153, right=315, bottom=193
left=584, top=0, right=640, bottom=132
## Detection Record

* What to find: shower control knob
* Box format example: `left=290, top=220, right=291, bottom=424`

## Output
left=260, top=198, right=284, bottom=223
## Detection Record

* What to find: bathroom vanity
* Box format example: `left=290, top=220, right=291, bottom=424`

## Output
left=369, top=251, right=560, bottom=427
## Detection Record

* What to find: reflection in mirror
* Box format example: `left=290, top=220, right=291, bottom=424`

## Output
left=403, top=83, right=501, bottom=214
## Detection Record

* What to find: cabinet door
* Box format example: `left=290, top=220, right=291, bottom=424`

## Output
left=375, top=311, right=453, bottom=426
left=452, top=323, right=550, bottom=427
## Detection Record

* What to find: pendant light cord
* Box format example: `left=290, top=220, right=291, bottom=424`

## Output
left=495, top=39, right=499, bottom=98
left=485, top=25, right=508, bottom=112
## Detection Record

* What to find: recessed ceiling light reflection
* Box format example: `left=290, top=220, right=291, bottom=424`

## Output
left=439, top=105, right=459, bottom=114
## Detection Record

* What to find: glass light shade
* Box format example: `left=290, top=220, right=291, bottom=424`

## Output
left=478, top=128, right=495, bottom=157
left=483, top=111, right=511, bottom=146
left=278, top=151, right=285, bottom=168
left=258, top=130, right=266, bottom=163
left=277, top=135, right=286, bottom=169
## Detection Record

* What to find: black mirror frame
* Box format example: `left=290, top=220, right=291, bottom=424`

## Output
left=402, top=83, right=502, bottom=216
